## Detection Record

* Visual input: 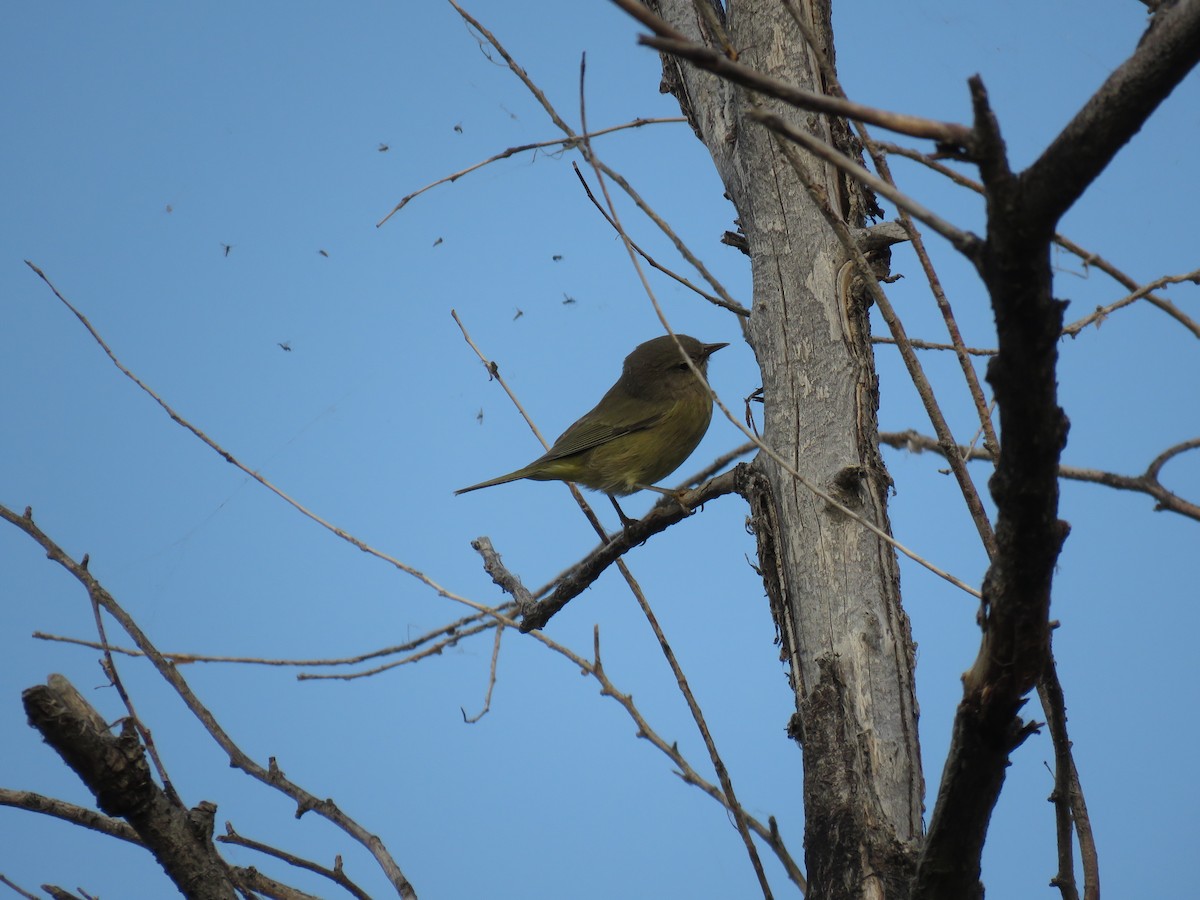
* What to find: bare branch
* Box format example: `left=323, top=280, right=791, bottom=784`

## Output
left=381, top=448, right=758, bottom=652
left=606, top=0, right=972, bottom=145
left=22, top=675, right=237, bottom=899
left=1053, top=234, right=1200, bottom=339
left=33, top=608, right=507, bottom=679
left=461, top=622, right=505, bottom=724
left=218, top=823, right=372, bottom=900
left=1146, top=436, right=1200, bottom=481
left=881, top=430, right=1200, bottom=523
left=915, top=70, right=1077, bottom=898
left=296, top=617, right=503, bottom=682
left=0, top=875, right=42, bottom=900
left=517, top=468, right=741, bottom=632
left=470, top=538, right=537, bottom=617
left=375, top=117, right=685, bottom=226
left=1038, top=637, right=1100, bottom=900
left=1022, top=1, right=1200, bottom=228
left=1062, top=268, right=1200, bottom=336
left=872, top=335, right=996, bottom=356
left=0, top=788, right=141, bottom=845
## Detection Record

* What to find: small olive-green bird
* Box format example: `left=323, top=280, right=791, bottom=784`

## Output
left=456, top=334, right=728, bottom=497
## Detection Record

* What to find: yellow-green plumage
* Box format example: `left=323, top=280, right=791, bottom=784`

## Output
left=456, top=334, right=727, bottom=497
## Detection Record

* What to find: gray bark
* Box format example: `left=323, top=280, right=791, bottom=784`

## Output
left=648, top=2, right=923, bottom=897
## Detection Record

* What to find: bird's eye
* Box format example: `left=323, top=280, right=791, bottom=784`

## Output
left=676, top=362, right=690, bottom=371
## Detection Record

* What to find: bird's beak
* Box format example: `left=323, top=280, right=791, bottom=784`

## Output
left=701, top=342, right=730, bottom=359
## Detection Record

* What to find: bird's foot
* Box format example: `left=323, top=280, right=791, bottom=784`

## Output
left=608, top=495, right=639, bottom=531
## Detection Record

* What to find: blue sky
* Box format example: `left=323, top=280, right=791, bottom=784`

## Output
left=2, top=2, right=1197, bottom=897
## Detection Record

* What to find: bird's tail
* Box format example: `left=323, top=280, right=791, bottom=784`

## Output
left=454, top=469, right=529, bottom=495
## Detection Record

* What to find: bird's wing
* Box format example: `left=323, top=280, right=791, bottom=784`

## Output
left=537, top=409, right=664, bottom=461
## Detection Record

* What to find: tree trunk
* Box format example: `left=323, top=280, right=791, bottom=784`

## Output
left=649, top=2, right=923, bottom=896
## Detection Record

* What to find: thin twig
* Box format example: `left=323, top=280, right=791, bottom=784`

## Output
left=629, top=548, right=777, bottom=898
left=589, top=625, right=808, bottom=891
left=461, top=619, right=505, bottom=723
left=878, top=140, right=989, bottom=190
left=881, top=430, right=1200, bottom=523
left=469, top=539, right=810, bottom=894
left=471, top=537, right=536, bottom=615
left=36, top=622, right=504, bottom=682
left=595, top=155, right=750, bottom=327
left=607, top=0, right=971, bottom=146
left=872, top=335, right=996, bottom=356
left=0, top=788, right=141, bottom=844
left=296, top=620, right=501, bottom=681
left=1146, top=437, right=1200, bottom=481
left=375, top=117, right=685, bottom=226
left=217, top=823, right=372, bottom=900
left=1037, top=637, right=1099, bottom=900
left=34, top=608, right=505, bottom=673
left=0, top=875, right=42, bottom=900
left=1040, top=694, right=1078, bottom=900
left=1062, top=268, right=1200, bottom=336
left=1052, top=235, right=1200, bottom=339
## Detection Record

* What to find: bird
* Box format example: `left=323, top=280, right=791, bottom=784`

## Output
left=456, top=334, right=727, bottom=502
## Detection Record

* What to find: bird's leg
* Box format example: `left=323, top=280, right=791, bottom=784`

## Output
left=638, top=484, right=696, bottom=516
left=608, top=494, right=638, bottom=530
left=638, top=484, right=676, bottom=497
left=607, top=485, right=699, bottom=536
